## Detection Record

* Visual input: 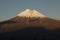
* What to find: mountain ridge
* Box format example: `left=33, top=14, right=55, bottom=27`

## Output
left=0, top=9, right=60, bottom=32
left=0, top=9, right=60, bottom=40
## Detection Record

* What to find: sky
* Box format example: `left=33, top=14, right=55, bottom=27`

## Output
left=0, top=0, right=60, bottom=20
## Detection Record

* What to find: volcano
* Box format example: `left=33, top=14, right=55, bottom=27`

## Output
left=0, top=9, right=60, bottom=40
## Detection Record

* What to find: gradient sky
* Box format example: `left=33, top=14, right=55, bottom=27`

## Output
left=0, top=0, right=60, bottom=20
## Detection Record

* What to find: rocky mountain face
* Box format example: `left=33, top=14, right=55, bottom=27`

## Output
left=0, top=9, right=60, bottom=40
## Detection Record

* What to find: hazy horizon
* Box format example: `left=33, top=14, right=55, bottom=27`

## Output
left=0, top=0, right=60, bottom=20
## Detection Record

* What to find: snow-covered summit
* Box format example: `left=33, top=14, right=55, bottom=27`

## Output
left=17, top=9, right=47, bottom=18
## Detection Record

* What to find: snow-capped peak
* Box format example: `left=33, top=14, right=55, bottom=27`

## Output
left=17, top=9, right=47, bottom=18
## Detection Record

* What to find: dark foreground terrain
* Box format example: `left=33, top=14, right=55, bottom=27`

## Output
left=0, top=27, right=60, bottom=40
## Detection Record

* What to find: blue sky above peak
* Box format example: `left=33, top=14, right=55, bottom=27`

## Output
left=0, top=0, right=60, bottom=20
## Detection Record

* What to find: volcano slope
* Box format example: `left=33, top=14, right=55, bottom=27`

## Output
left=0, top=16, right=60, bottom=40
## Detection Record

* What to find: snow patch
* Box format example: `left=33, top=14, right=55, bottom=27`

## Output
left=17, top=9, right=47, bottom=18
